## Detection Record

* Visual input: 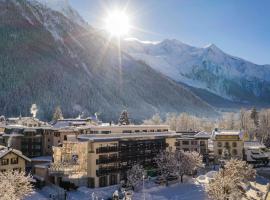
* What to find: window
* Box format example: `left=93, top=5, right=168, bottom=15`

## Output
left=1, top=159, right=9, bottom=165
left=232, top=149, right=238, bottom=156
left=191, top=141, right=198, bottom=145
left=183, top=148, right=189, bottom=151
left=218, top=149, right=222, bottom=155
left=11, top=157, right=18, bottom=164
left=90, top=131, right=99, bottom=134
left=217, top=142, right=222, bottom=147
left=225, top=142, right=230, bottom=147
left=1, top=169, right=6, bottom=173
left=200, top=141, right=205, bottom=146
left=99, top=176, right=107, bottom=187
left=101, top=131, right=111, bottom=134
left=182, top=141, right=189, bottom=145
left=54, top=132, right=60, bottom=137
left=232, top=142, right=237, bottom=147
left=64, top=135, right=67, bottom=141
left=122, top=130, right=132, bottom=133
left=13, top=168, right=21, bottom=172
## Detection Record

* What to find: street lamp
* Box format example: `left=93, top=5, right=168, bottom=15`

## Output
left=143, top=175, right=145, bottom=200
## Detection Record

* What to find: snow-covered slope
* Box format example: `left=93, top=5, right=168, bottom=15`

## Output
left=123, top=38, right=270, bottom=105
left=30, top=0, right=86, bottom=27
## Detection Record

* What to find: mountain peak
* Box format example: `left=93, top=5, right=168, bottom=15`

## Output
left=204, top=43, right=223, bottom=52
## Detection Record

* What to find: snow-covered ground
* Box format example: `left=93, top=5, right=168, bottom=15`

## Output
left=132, top=178, right=208, bottom=200
left=26, top=168, right=270, bottom=200
left=67, top=177, right=208, bottom=200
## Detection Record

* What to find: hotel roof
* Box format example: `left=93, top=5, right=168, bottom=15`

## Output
left=78, top=131, right=181, bottom=142
left=76, top=124, right=169, bottom=130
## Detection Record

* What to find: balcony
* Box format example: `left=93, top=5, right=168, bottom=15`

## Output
left=96, top=146, right=118, bottom=154
left=96, top=166, right=120, bottom=176
left=96, top=157, right=119, bottom=164
left=48, top=163, right=84, bottom=176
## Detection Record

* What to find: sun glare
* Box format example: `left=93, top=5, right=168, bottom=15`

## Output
left=105, top=11, right=130, bottom=36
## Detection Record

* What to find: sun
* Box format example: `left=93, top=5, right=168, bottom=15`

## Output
left=105, top=11, right=130, bottom=36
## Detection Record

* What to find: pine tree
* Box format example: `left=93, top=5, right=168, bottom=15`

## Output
left=118, top=110, right=130, bottom=125
left=52, top=106, right=64, bottom=121
left=250, top=107, right=259, bottom=128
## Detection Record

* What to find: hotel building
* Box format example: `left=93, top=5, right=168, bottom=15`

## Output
left=48, top=126, right=211, bottom=188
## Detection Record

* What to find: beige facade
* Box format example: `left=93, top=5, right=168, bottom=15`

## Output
left=0, top=146, right=31, bottom=172
left=78, top=124, right=169, bottom=134
left=212, top=131, right=244, bottom=159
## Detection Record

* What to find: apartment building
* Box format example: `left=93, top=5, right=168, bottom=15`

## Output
left=212, top=130, right=244, bottom=159
left=0, top=145, right=31, bottom=172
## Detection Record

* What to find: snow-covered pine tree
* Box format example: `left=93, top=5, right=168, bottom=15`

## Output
left=52, top=106, right=64, bottom=121
left=126, top=164, right=145, bottom=191
left=118, top=110, right=130, bottom=125
left=0, top=170, right=33, bottom=200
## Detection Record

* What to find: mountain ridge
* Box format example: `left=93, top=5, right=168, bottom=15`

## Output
left=0, top=0, right=217, bottom=121
left=123, top=38, right=270, bottom=106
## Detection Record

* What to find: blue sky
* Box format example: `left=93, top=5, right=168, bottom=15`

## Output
left=69, top=0, right=270, bottom=65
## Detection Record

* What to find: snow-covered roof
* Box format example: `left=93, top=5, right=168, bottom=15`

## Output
left=212, top=130, right=242, bottom=140
left=244, top=141, right=265, bottom=149
left=194, top=131, right=211, bottom=138
left=0, top=147, right=31, bottom=162
left=31, top=156, right=52, bottom=162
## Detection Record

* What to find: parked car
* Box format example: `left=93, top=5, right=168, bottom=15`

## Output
left=154, top=176, right=166, bottom=185
left=166, top=175, right=178, bottom=181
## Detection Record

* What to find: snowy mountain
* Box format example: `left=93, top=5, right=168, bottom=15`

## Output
left=0, top=0, right=216, bottom=121
left=123, top=38, right=270, bottom=107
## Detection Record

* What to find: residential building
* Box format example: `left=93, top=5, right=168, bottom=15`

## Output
left=174, top=131, right=210, bottom=159
left=0, top=145, right=31, bottom=172
left=212, top=130, right=244, bottom=159
left=2, top=125, right=52, bottom=157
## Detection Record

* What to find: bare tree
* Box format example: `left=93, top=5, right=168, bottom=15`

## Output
left=0, top=170, right=33, bottom=200
left=126, top=164, right=145, bottom=191
left=154, top=149, right=176, bottom=179
left=207, top=159, right=255, bottom=200
left=143, top=113, right=163, bottom=125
